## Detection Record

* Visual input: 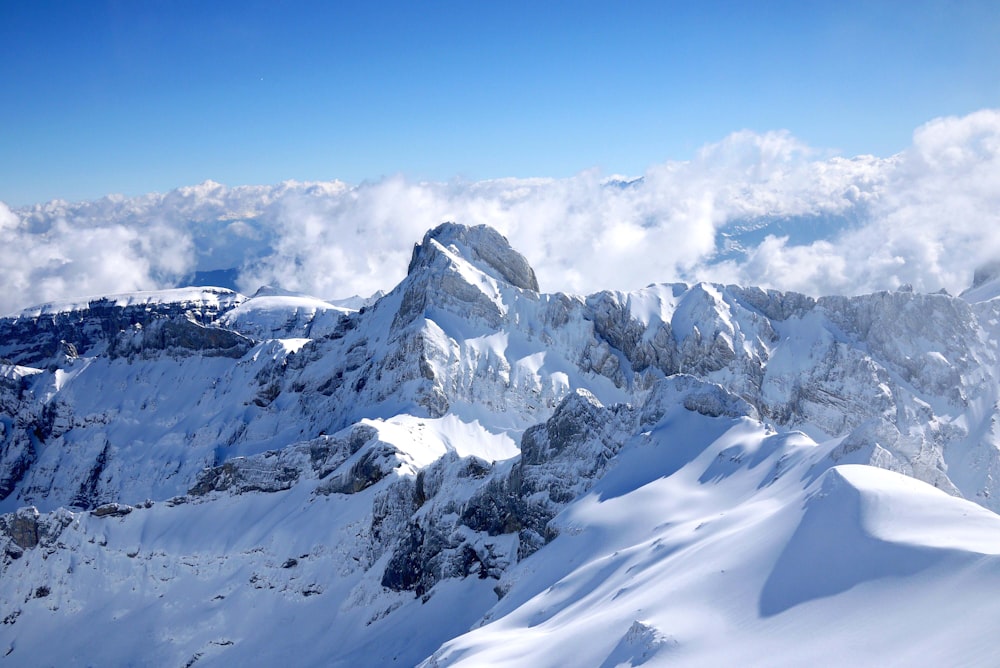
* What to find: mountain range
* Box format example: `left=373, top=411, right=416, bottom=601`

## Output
left=2, top=222, right=1000, bottom=666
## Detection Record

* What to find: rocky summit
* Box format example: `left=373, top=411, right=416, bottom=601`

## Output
left=3, top=223, right=1000, bottom=666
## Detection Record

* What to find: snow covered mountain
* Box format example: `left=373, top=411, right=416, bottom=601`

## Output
left=3, top=222, right=1000, bottom=666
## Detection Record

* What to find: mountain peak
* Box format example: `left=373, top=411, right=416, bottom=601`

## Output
left=407, top=222, right=539, bottom=292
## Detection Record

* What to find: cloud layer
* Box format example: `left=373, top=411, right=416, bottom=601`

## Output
left=4, top=109, right=1000, bottom=315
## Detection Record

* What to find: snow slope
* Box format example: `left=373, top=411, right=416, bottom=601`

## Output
left=3, top=223, right=1000, bottom=666
left=427, top=409, right=1000, bottom=667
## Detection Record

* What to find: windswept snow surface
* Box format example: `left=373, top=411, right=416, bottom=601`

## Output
left=219, top=292, right=353, bottom=339
left=3, top=223, right=1000, bottom=666
left=426, top=416, right=1000, bottom=668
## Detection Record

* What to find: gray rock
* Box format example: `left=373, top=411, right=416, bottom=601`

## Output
left=0, top=506, right=73, bottom=564
left=189, top=455, right=300, bottom=496
left=408, top=222, right=539, bottom=292
left=91, top=503, right=134, bottom=518
left=318, top=443, right=398, bottom=495
left=109, top=316, right=253, bottom=360
left=641, top=375, right=759, bottom=426
left=0, top=288, right=244, bottom=367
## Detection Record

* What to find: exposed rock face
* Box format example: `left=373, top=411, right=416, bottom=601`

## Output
left=2, top=507, right=41, bottom=550
left=0, top=288, right=244, bottom=367
left=189, top=425, right=383, bottom=498
left=189, top=456, right=300, bottom=496
left=641, top=374, right=758, bottom=424
left=0, top=440, right=32, bottom=502
left=318, top=443, right=400, bottom=495
left=0, top=368, right=39, bottom=501
left=378, top=389, right=638, bottom=595
left=408, top=222, right=539, bottom=292
left=91, top=502, right=133, bottom=518
left=729, top=285, right=816, bottom=322
left=109, top=316, right=253, bottom=360
left=71, top=442, right=110, bottom=509
left=308, top=425, right=380, bottom=479
left=0, top=506, right=73, bottom=562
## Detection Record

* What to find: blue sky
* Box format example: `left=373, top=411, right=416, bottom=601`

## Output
left=2, top=0, right=999, bottom=206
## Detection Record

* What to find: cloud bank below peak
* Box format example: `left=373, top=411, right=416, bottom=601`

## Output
left=4, top=109, right=1000, bottom=315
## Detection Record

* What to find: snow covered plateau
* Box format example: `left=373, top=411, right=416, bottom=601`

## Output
left=3, top=222, right=1000, bottom=666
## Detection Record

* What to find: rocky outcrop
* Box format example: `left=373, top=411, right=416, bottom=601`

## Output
left=729, top=285, right=816, bottom=322
left=307, top=425, right=380, bottom=479
left=641, top=375, right=758, bottom=425
left=394, top=237, right=510, bottom=332
left=0, top=367, right=41, bottom=501
left=407, top=223, right=539, bottom=292
left=318, top=443, right=400, bottom=495
left=0, top=506, right=74, bottom=562
left=0, top=288, right=245, bottom=367
left=189, top=456, right=300, bottom=496
left=819, top=291, right=980, bottom=405
left=187, top=425, right=382, bottom=498
left=379, top=390, right=636, bottom=596
left=71, top=442, right=110, bottom=509
left=0, top=437, right=33, bottom=502
left=91, top=502, right=134, bottom=518
left=109, top=316, right=253, bottom=360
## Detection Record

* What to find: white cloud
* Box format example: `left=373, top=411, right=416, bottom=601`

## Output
left=0, top=201, right=195, bottom=315
left=4, top=108, right=1000, bottom=315
left=712, top=109, right=1000, bottom=296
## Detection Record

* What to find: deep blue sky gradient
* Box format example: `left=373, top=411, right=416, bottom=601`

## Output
left=2, top=0, right=999, bottom=205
